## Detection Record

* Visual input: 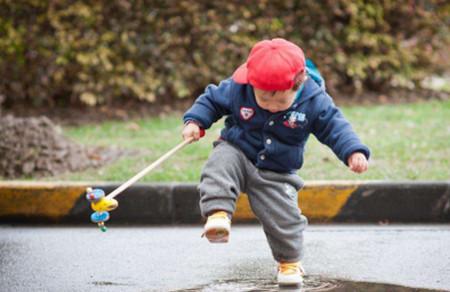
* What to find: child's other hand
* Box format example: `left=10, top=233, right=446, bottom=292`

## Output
left=347, top=152, right=368, bottom=173
left=182, top=122, right=202, bottom=143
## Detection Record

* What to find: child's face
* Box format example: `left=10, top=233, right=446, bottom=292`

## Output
left=253, top=88, right=296, bottom=113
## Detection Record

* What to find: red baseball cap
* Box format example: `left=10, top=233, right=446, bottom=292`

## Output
left=232, top=38, right=305, bottom=91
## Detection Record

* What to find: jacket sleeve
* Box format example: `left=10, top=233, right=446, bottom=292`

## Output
left=311, top=94, right=370, bottom=165
left=183, top=78, right=234, bottom=129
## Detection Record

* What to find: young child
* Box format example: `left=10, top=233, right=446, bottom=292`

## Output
left=182, top=38, right=370, bottom=286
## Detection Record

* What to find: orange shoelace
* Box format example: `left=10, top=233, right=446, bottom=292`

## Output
left=209, top=211, right=228, bottom=220
left=279, top=262, right=300, bottom=274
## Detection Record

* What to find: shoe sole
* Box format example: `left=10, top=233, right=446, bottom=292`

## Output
left=204, top=227, right=229, bottom=243
left=278, top=276, right=303, bottom=288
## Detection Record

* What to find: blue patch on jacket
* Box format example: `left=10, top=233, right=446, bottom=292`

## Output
left=183, top=60, right=370, bottom=173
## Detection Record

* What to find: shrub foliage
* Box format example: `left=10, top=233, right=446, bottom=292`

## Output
left=0, top=0, right=448, bottom=106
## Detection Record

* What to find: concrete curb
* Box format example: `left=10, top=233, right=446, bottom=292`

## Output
left=0, top=181, right=449, bottom=224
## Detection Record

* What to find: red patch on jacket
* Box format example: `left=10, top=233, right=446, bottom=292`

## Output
left=240, top=107, right=255, bottom=120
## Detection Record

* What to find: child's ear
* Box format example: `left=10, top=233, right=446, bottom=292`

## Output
left=293, top=70, right=306, bottom=84
left=291, top=70, right=306, bottom=91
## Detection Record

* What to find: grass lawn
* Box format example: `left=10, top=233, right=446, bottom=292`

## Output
left=53, top=100, right=449, bottom=182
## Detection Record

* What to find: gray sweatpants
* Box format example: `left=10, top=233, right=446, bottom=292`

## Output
left=198, top=141, right=308, bottom=262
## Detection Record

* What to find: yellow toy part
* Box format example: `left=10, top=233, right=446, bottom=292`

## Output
left=91, top=197, right=119, bottom=212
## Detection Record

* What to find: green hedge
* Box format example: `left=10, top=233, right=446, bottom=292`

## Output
left=0, top=1, right=448, bottom=106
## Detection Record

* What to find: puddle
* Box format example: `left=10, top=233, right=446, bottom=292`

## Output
left=172, top=275, right=440, bottom=291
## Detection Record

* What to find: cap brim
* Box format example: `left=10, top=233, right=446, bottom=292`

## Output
left=232, top=63, right=249, bottom=84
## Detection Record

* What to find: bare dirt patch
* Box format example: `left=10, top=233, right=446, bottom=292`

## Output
left=0, top=115, right=127, bottom=179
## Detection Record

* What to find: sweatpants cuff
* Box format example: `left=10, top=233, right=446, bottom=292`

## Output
left=275, top=256, right=303, bottom=263
left=200, top=199, right=235, bottom=219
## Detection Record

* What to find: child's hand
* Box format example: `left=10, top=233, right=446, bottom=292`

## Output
left=182, top=122, right=202, bottom=143
left=347, top=152, right=368, bottom=173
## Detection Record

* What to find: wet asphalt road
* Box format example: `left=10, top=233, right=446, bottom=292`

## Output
left=0, top=225, right=449, bottom=292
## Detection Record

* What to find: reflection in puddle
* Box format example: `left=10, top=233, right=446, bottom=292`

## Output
left=173, top=275, right=440, bottom=291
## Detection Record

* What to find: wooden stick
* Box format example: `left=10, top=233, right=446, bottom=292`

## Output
left=105, top=138, right=193, bottom=200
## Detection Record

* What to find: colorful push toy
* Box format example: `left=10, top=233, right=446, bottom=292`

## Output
left=86, top=129, right=205, bottom=231
left=86, top=188, right=118, bottom=232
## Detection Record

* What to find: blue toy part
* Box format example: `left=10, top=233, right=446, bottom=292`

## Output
left=86, top=188, right=105, bottom=202
left=90, top=211, right=110, bottom=223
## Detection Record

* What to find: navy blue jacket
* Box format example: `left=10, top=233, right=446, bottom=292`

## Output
left=183, top=76, right=370, bottom=174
